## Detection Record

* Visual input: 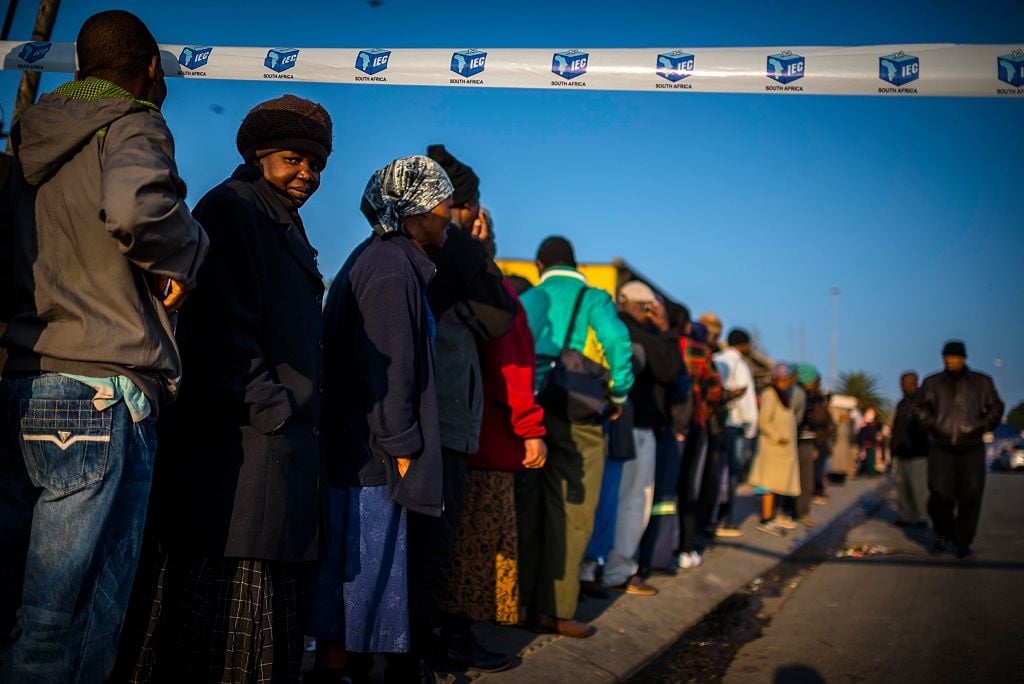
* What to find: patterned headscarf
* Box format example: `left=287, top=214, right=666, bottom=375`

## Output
left=771, top=363, right=793, bottom=381
left=360, top=155, right=453, bottom=237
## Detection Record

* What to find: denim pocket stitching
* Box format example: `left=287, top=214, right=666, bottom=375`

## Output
left=20, top=399, right=113, bottom=495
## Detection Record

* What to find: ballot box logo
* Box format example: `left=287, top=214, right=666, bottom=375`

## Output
left=657, top=51, right=695, bottom=82
left=265, top=48, right=299, bottom=73
left=997, top=49, right=1024, bottom=87
left=178, top=46, right=213, bottom=71
left=879, top=52, right=919, bottom=86
left=552, top=50, right=589, bottom=80
left=451, top=49, right=487, bottom=77
left=356, top=49, right=391, bottom=75
left=766, top=51, right=805, bottom=84
left=19, top=41, right=52, bottom=64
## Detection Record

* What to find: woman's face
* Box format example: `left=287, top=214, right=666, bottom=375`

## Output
left=257, top=150, right=323, bottom=207
left=774, top=374, right=795, bottom=391
left=405, top=198, right=452, bottom=249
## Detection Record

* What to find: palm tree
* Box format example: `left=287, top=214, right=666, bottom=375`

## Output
left=836, top=371, right=893, bottom=423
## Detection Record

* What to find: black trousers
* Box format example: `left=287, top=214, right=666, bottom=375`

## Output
left=695, top=430, right=722, bottom=534
left=404, top=448, right=470, bottom=657
left=927, top=445, right=986, bottom=548
left=677, top=424, right=707, bottom=553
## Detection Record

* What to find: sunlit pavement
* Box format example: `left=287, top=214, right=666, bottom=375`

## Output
left=471, top=474, right=887, bottom=683
left=714, top=471, right=1024, bottom=684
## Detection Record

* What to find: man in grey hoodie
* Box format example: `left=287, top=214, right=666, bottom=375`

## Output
left=0, top=11, right=207, bottom=682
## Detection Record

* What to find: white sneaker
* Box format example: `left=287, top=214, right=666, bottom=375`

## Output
left=678, top=552, right=694, bottom=569
left=773, top=516, right=797, bottom=530
left=689, top=551, right=703, bottom=568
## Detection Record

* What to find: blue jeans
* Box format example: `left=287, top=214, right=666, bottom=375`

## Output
left=716, top=426, right=752, bottom=527
left=0, top=373, right=156, bottom=683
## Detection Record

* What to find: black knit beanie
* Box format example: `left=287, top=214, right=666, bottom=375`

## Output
left=942, top=340, right=967, bottom=358
left=536, top=236, right=576, bottom=268
left=727, top=328, right=751, bottom=346
left=237, top=94, right=333, bottom=166
left=426, top=144, right=479, bottom=206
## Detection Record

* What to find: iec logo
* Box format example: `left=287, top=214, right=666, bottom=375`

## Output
left=879, top=52, right=919, bottom=86
left=451, top=49, right=487, bottom=77
left=356, top=49, right=391, bottom=75
left=657, top=51, right=695, bottom=82
left=997, top=50, right=1024, bottom=87
left=265, top=48, right=299, bottom=73
left=552, top=50, right=588, bottom=80
left=767, top=51, right=805, bottom=84
left=178, top=46, right=213, bottom=71
left=18, top=41, right=52, bottom=63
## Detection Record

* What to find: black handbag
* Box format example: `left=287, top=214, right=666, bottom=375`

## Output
left=537, top=287, right=611, bottom=425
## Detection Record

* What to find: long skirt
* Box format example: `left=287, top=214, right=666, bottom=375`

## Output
left=307, top=485, right=410, bottom=654
left=117, top=551, right=308, bottom=684
left=441, top=470, right=519, bottom=624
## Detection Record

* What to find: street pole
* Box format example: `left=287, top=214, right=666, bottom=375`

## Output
left=830, top=286, right=840, bottom=390
left=6, top=0, right=61, bottom=154
left=994, top=358, right=1005, bottom=397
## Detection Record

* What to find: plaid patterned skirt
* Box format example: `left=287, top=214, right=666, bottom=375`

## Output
left=117, top=550, right=309, bottom=683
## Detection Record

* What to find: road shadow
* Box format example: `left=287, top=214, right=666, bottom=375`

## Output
left=774, top=663, right=826, bottom=683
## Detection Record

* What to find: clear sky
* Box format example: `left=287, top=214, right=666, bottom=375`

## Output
left=2, top=0, right=1022, bottom=411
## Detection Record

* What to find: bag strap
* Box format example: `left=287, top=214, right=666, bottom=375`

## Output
left=561, top=286, right=589, bottom=353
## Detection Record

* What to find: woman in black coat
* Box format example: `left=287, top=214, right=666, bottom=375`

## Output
left=119, top=94, right=333, bottom=683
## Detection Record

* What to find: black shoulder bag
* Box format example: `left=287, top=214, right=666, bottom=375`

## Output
left=537, top=287, right=611, bottom=425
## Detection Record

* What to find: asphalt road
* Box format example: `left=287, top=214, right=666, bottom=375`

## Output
left=635, top=471, right=1024, bottom=684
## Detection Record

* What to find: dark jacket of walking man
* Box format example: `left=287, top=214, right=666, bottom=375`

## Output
left=915, top=340, right=1003, bottom=560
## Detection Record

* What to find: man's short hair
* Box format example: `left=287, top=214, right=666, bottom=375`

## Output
left=536, top=236, right=576, bottom=269
left=77, top=10, right=159, bottom=81
left=900, top=371, right=918, bottom=382
left=727, top=328, right=751, bottom=346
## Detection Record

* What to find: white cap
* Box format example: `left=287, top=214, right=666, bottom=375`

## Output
left=618, top=280, right=657, bottom=304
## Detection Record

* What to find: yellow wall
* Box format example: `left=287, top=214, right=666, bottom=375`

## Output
left=496, top=259, right=619, bottom=296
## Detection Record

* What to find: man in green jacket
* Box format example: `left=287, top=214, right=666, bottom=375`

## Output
left=517, top=236, right=633, bottom=638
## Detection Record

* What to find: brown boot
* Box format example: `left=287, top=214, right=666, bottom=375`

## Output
left=528, top=613, right=597, bottom=639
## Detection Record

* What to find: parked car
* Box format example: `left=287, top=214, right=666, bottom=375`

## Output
left=992, top=439, right=1024, bottom=471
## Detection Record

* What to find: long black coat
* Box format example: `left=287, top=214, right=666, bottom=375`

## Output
left=155, top=164, right=324, bottom=561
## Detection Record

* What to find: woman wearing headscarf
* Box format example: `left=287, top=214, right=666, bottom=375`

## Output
left=116, top=94, right=332, bottom=683
left=747, top=363, right=801, bottom=537
left=307, top=155, right=452, bottom=684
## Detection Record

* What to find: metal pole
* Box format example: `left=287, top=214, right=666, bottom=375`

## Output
left=6, top=0, right=61, bottom=154
left=1, top=0, right=21, bottom=41
left=994, top=358, right=1004, bottom=397
left=830, top=286, right=840, bottom=390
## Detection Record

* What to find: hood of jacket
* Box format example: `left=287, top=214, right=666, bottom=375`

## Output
left=16, top=79, right=152, bottom=186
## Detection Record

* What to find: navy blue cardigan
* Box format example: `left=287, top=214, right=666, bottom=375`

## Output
left=322, top=232, right=443, bottom=517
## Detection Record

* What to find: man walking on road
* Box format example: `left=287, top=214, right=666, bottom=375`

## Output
left=891, top=371, right=930, bottom=527
left=916, top=341, right=1003, bottom=559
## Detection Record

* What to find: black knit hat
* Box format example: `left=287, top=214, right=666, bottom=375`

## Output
left=426, top=144, right=479, bottom=206
left=727, top=328, right=751, bottom=346
left=536, top=236, right=576, bottom=269
left=237, top=94, right=333, bottom=166
left=942, top=340, right=967, bottom=358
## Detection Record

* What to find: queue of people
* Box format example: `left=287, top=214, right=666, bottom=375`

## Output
left=0, top=10, right=1007, bottom=684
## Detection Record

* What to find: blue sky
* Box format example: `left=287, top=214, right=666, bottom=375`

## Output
left=2, top=0, right=1022, bottom=411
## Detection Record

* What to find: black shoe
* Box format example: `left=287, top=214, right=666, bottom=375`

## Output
left=438, top=632, right=514, bottom=674
left=580, top=579, right=610, bottom=599
left=929, top=536, right=947, bottom=556
left=955, top=546, right=975, bottom=561
left=893, top=519, right=911, bottom=528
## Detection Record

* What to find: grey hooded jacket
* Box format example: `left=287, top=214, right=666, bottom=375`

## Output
left=1, top=91, right=208, bottom=405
